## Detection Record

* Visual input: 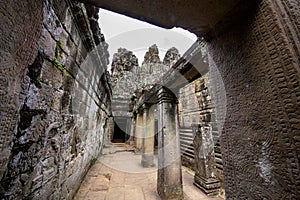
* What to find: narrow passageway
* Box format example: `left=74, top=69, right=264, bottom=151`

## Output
left=75, top=144, right=223, bottom=200
left=2, top=1, right=299, bottom=199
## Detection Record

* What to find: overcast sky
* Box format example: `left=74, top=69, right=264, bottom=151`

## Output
left=98, top=9, right=197, bottom=68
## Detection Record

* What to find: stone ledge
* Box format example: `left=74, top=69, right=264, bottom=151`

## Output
left=194, top=174, right=221, bottom=196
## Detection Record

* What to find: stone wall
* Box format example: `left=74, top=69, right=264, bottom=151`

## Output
left=111, top=48, right=138, bottom=77
left=0, top=0, right=111, bottom=199
left=110, top=45, right=177, bottom=142
left=111, top=45, right=178, bottom=123
left=178, top=73, right=224, bottom=184
left=207, top=0, right=300, bottom=199
left=110, top=48, right=140, bottom=118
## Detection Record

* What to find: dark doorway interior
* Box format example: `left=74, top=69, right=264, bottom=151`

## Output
left=112, top=118, right=129, bottom=143
left=154, top=119, right=158, bottom=154
left=112, top=123, right=126, bottom=143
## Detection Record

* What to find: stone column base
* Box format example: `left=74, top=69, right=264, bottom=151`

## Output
left=141, top=154, right=155, bottom=168
left=194, top=174, right=221, bottom=196
left=157, top=184, right=183, bottom=200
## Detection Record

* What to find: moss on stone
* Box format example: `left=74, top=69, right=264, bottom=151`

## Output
left=175, top=187, right=183, bottom=195
left=36, top=76, right=42, bottom=87
left=52, top=40, right=71, bottom=78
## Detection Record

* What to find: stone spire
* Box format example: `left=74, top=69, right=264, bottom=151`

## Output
left=142, top=44, right=162, bottom=65
left=163, top=47, right=180, bottom=68
left=111, top=48, right=138, bottom=77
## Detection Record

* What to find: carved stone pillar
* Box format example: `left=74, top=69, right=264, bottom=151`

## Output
left=104, top=116, right=114, bottom=147
left=141, top=104, right=155, bottom=167
left=128, top=113, right=136, bottom=146
left=157, top=87, right=183, bottom=200
left=192, top=124, right=221, bottom=196
left=135, top=111, right=143, bottom=151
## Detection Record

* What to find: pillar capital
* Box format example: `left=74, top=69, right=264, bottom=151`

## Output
left=157, top=86, right=178, bottom=104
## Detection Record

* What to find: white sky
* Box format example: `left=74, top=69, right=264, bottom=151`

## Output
left=98, top=9, right=197, bottom=68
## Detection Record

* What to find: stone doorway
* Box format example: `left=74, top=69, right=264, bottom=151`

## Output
left=112, top=117, right=130, bottom=143
left=154, top=119, right=159, bottom=153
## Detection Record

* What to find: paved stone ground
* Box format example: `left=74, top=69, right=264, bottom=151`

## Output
left=75, top=143, right=223, bottom=200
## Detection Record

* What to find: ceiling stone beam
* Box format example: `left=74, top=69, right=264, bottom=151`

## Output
left=78, top=0, right=240, bottom=35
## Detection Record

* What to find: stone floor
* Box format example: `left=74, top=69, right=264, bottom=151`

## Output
left=74, top=143, right=223, bottom=200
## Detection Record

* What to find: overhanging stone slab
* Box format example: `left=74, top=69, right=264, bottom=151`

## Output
left=79, top=0, right=240, bottom=35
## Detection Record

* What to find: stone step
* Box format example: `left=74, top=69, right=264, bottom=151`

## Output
left=182, top=150, right=195, bottom=159
left=180, top=139, right=194, bottom=146
left=180, top=128, right=193, bottom=133
left=181, top=144, right=195, bottom=154
left=215, top=157, right=223, bottom=165
left=180, top=133, right=194, bottom=139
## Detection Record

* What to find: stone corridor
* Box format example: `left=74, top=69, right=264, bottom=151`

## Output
left=1, top=0, right=299, bottom=199
left=75, top=143, right=223, bottom=200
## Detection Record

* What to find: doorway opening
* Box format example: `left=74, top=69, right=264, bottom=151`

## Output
left=154, top=119, right=158, bottom=154
left=112, top=117, right=130, bottom=143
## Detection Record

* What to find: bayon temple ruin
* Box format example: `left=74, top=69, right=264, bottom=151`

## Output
left=0, top=0, right=299, bottom=199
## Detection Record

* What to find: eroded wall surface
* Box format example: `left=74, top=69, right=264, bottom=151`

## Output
left=208, top=0, right=300, bottom=198
left=0, top=0, right=111, bottom=199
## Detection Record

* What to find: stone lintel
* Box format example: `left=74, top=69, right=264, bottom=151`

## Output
left=79, top=0, right=240, bottom=36
left=157, top=86, right=178, bottom=104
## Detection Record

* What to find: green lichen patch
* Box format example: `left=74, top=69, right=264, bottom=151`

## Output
left=52, top=40, right=71, bottom=78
